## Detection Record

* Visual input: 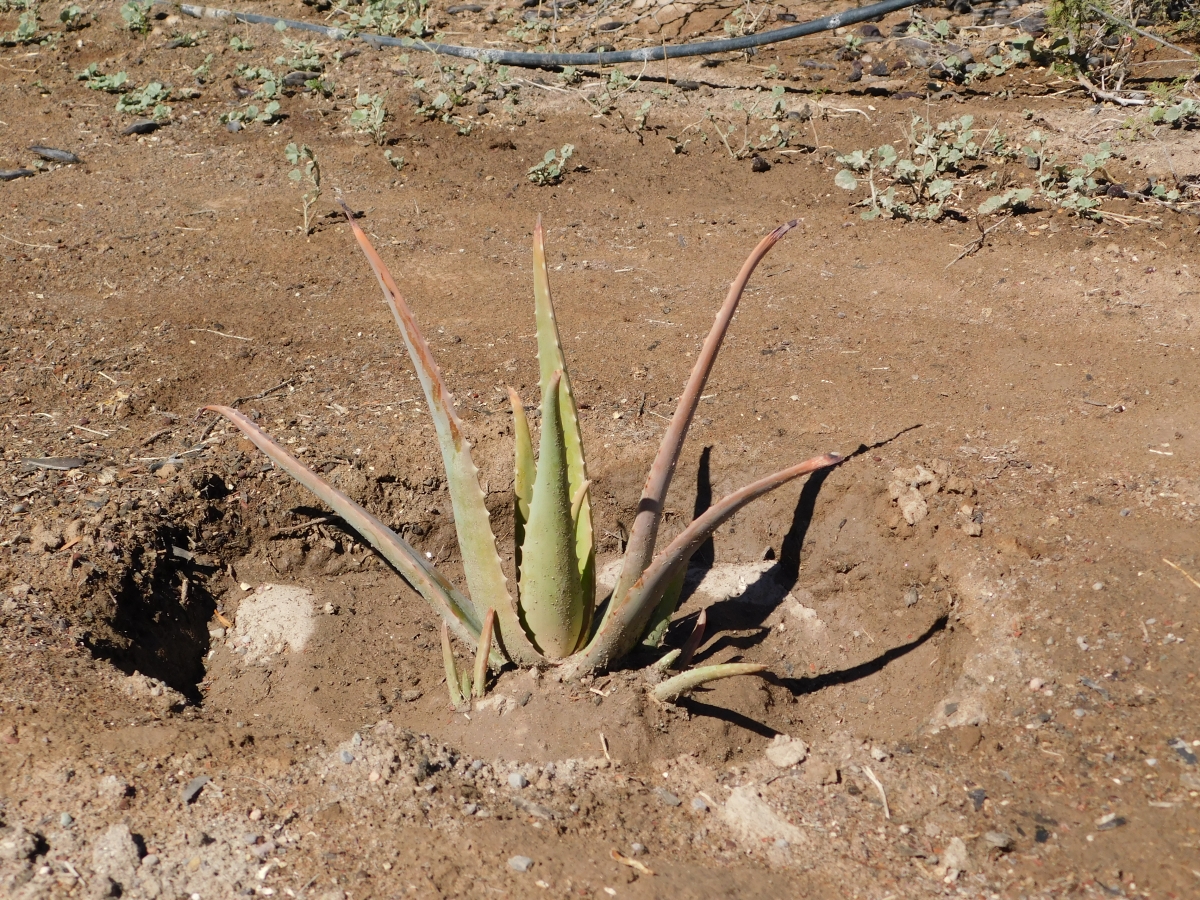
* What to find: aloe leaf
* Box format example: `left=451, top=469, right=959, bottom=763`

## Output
left=567, top=451, right=842, bottom=677
left=442, top=622, right=465, bottom=708
left=653, top=648, right=681, bottom=672
left=517, top=371, right=586, bottom=658
left=339, top=202, right=541, bottom=666
left=460, top=670, right=474, bottom=703
left=532, top=219, right=595, bottom=628
left=509, top=388, right=535, bottom=582
left=472, top=608, right=496, bottom=699
left=640, top=556, right=688, bottom=648
left=605, top=221, right=801, bottom=629
left=204, top=405, right=498, bottom=661
left=652, top=663, right=768, bottom=703
left=677, top=608, right=707, bottom=670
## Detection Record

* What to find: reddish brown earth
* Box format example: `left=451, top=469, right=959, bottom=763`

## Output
left=1, top=2, right=1199, bottom=898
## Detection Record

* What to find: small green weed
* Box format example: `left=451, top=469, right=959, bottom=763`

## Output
left=119, top=0, right=151, bottom=34
left=115, top=81, right=171, bottom=119
left=285, top=143, right=321, bottom=235
left=221, top=101, right=282, bottom=126
left=1149, top=98, right=1199, bottom=129
left=528, top=144, right=574, bottom=185
left=77, top=62, right=128, bottom=92
left=58, top=4, right=86, bottom=30
left=349, top=92, right=388, bottom=145
left=4, top=6, right=40, bottom=44
left=229, top=34, right=254, bottom=52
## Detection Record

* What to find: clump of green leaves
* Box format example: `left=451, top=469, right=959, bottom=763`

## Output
left=345, top=0, right=428, bottom=37
left=349, top=91, right=388, bottom=145
left=115, top=81, right=171, bottom=119
left=206, top=211, right=842, bottom=707
left=1149, top=97, right=1199, bottom=128
left=276, top=37, right=322, bottom=72
left=229, top=34, right=254, bottom=51
left=221, top=101, right=282, bottom=126
left=528, top=144, right=574, bottom=185
left=58, top=3, right=86, bottom=31
left=193, top=53, right=214, bottom=83
left=119, top=0, right=151, bottom=34
left=77, top=62, right=128, bottom=92
left=285, top=143, right=321, bottom=235
left=835, top=115, right=992, bottom=220
left=384, top=149, right=405, bottom=172
left=3, top=3, right=40, bottom=44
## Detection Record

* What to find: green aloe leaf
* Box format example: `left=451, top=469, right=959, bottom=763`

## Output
left=603, top=221, right=801, bottom=637
left=517, top=371, right=586, bottom=658
left=567, top=451, right=843, bottom=677
left=652, top=663, right=768, bottom=703
left=339, top=202, right=542, bottom=667
left=532, top=220, right=595, bottom=643
left=472, top=609, right=496, bottom=699
left=204, top=405, right=497, bottom=661
left=509, top=387, right=535, bottom=582
left=640, top=557, right=689, bottom=648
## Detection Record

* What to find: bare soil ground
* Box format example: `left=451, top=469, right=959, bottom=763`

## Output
left=2, top=1, right=1199, bottom=898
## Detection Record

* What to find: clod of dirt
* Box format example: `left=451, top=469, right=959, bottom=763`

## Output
left=765, top=734, right=809, bottom=768
left=231, top=583, right=317, bottom=664
left=90, top=824, right=140, bottom=896
left=722, top=786, right=805, bottom=846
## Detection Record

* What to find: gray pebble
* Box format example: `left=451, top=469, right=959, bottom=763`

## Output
left=181, top=775, right=211, bottom=804
left=227, top=120, right=242, bottom=133
left=508, top=772, right=528, bottom=789
left=983, top=831, right=1014, bottom=851
left=630, top=842, right=646, bottom=856
left=401, top=689, right=422, bottom=702
left=59, top=812, right=74, bottom=827
left=242, top=832, right=261, bottom=845
left=470, top=759, right=484, bottom=771
left=1119, top=508, right=1131, bottom=517
left=1073, top=708, right=1087, bottom=718
left=340, top=750, right=355, bottom=764
left=655, top=788, right=681, bottom=807
left=507, top=855, right=534, bottom=872
left=141, top=854, right=159, bottom=868
left=462, top=803, right=477, bottom=816
left=691, top=796, right=708, bottom=812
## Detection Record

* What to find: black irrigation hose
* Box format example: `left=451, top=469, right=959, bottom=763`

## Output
left=177, top=0, right=927, bottom=68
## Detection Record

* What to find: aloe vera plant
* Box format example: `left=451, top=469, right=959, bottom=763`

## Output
left=205, top=204, right=843, bottom=705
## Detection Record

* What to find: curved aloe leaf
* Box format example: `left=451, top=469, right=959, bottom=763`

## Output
left=339, top=201, right=542, bottom=667
left=442, top=622, right=465, bottom=708
left=472, top=608, right=496, bottom=699
left=604, top=221, right=801, bottom=630
left=532, top=219, right=595, bottom=642
left=566, top=451, right=843, bottom=677
left=518, top=371, right=586, bottom=658
left=640, top=556, right=689, bottom=648
left=204, top=405, right=499, bottom=663
left=652, top=663, right=768, bottom=703
left=509, top=387, right=535, bottom=582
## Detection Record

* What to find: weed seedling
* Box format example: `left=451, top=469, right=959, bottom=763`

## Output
left=285, top=143, right=321, bottom=235
left=115, top=81, right=171, bottom=119
left=349, top=92, right=388, bottom=145
left=77, top=63, right=128, bottom=93
left=528, top=144, right=574, bottom=185
left=119, top=0, right=151, bottom=33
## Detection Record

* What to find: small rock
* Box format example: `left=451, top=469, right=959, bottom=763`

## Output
left=962, top=520, right=983, bottom=537
left=983, top=831, right=1014, bottom=851
left=227, top=120, right=242, bottom=133
left=1028, top=677, right=1045, bottom=691
left=249, top=808, right=263, bottom=821
left=691, top=796, right=708, bottom=812
left=1095, top=813, right=1126, bottom=831
left=953, top=725, right=982, bottom=755
left=1092, top=581, right=1104, bottom=591
left=942, top=836, right=971, bottom=872
left=904, top=586, right=919, bottom=607
left=59, top=813, right=74, bottom=828
left=141, top=854, right=159, bottom=867
left=340, top=750, right=355, bottom=764
left=508, top=855, right=534, bottom=873
left=508, top=772, right=528, bottom=789
left=750, top=155, right=770, bottom=173
left=765, top=734, right=809, bottom=768
left=401, top=689, right=422, bottom=702
left=655, top=787, right=682, bottom=807
left=870, top=745, right=889, bottom=761
left=630, top=843, right=646, bottom=856
left=181, top=775, right=210, bottom=803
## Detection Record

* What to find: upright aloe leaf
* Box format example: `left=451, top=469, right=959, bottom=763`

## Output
left=566, top=451, right=843, bottom=677
left=532, top=219, right=595, bottom=644
left=339, top=202, right=542, bottom=667
left=517, top=371, right=587, bottom=658
left=508, top=387, right=535, bottom=581
left=204, top=405, right=501, bottom=664
left=603, top=221, right=801, bottom=629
